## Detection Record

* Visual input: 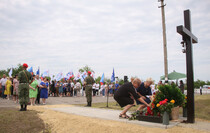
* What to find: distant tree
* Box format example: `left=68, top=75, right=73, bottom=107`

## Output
left=206, top=80, right=210, bottom=85
left=45, top=76, right=51, bottom=81
left=0, top=63, right=22, bottom=77
left=79, top=65, right=94, bottom=73
left=12, top=64, right=23, bottom=77
left=0, top=70, right=7, bottom=77
left=119, top=79, right=124, bottom=85
left=194, top=79, right=206, bottom=88
left=95, top=76, right=101, bottom=83
left=105, top=78, right=111, bottom=84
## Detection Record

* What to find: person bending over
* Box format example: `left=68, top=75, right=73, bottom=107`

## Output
left=114, top=78, right=150, bottom=119
left=136, top=78, right=154, bottom=111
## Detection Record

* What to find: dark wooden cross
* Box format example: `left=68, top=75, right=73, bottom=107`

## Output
left=177, top=9, right=198, bottom=123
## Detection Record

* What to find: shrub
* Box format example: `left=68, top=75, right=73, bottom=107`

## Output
left=152, top=84, right=185, bottom=114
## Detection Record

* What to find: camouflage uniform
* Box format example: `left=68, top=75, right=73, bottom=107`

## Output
left=85, top=75, right=95, bottom=106
left=18, top=70, right=32, bottom=109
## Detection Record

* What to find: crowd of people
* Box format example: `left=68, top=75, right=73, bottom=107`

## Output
left=0, top=71, right=121, bottom=107
left=0, top=63, right=185, bottom=115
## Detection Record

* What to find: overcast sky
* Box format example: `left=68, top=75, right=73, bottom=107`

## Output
left=0, top=0, right=210, bottom=83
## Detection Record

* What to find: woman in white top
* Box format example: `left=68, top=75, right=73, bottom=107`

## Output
left=92, top=83, right=96, bottom=96
left=75, top=80, right=81, bottom=96
left=95, top=82, right=100, bottom=96
left=100, top=84, right=105, bottom=96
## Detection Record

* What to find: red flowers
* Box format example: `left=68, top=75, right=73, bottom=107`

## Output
left=159, top=99, right=168, bottom=105
left=151, top=103, right=155, bottom=109
left=147, top=107, right=152, bottom=116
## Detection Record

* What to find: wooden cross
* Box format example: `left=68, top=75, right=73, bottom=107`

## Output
left=177, top=9, right=198, bottom=123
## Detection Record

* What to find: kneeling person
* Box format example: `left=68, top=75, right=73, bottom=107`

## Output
left=136, top=78, right=154, bottom=111
left=114, top=78, right=150, bottom=119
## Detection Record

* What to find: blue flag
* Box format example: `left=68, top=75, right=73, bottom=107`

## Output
left=42, top=70, right=49, bottom=77
left=36, top=67, right=40, bottom=75
left=28, top=67, right=33, bottom=73
left=100, top=73, right=104, bottom=85
left=111, top=68, right=115, bottom=82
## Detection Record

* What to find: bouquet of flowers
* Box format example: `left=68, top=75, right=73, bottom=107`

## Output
left=156, top=99, right=175, bottom=113
left=129, top=106, right=155, bottom=120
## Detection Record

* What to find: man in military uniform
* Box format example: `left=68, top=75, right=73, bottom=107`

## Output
left=18, top=63, right=32, bottom=111
left=84, top=71, right=95, bottom=107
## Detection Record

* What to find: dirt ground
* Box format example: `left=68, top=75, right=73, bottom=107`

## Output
left=27, top=105, right=210, bottom=133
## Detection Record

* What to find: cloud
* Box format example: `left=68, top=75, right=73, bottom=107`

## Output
left=0, top=0, right=210, bottom=83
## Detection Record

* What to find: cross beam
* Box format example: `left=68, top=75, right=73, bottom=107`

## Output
left=177, top=25, right=198, bottom=43
left=176, top=9, right=198, bottom=123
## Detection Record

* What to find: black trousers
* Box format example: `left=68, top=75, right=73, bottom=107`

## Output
left=36, top=88, right=41, bottom=104
left=92, top=89, right=96, bottom=96
left=70, top=88, right=73, bottom=96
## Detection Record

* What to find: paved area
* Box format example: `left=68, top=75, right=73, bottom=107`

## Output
left=50, top=105, right=179, bottom=129
left=46, top=96, right=115, bottom=105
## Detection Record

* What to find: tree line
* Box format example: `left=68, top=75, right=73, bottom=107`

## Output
left=1, top=64, right=209, bottom=87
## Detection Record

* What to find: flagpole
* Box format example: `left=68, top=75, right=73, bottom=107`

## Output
left=106, top=89, right=109, bottom=108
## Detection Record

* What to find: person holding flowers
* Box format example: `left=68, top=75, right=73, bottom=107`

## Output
left=114, top=78, right=150, bottom=119
left=136, top=78, right=154, bottom=111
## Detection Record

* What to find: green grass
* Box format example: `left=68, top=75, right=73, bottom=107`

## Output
left=194, top=94, right=210, bottom=120
left=77, top=94, right=210, bottom=121
left=0, top=108, right=51, bottom=133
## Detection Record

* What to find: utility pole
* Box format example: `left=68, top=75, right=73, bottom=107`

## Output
left=158, top=0, right=168, bottom=82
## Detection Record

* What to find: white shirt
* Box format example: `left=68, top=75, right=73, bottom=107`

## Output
left=36, top=78, right=42, bottom=86
left=92, top=83, right=96, bottom=89
left=0, top=78, right=7, bottom=86
left=71, top=82, right=74, bottom=88
left=75, top=82, right=81, bottom=89
left=101, top=85, right=105, bottom=90
left=95, top=83, right=100, bottom=90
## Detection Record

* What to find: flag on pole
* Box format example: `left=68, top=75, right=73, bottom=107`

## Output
left=55, top=72, right=63, bottom=81
left=67, top=71, right=74, bottom=80
left=81, top=72, right=87, bottom=79
left=9, top=68, right=13, bottom=77
left=65, top=71, right=74, bottom=80
left=28, top=67, right=33, bottom=72
left=36, top=67, right=40, bottom=75
left=51, top=75, right=55, bottom=81
left=42, top=70, right=49, bottom=77
left=100, top=73, right=104, bottom=85
left=80, top=72, right=87, bottom=83
left=75, top=72, right=81, bottom=80
left=28, top=67, right=33, bottom=75
left=111, top=68, right=115, bottom=82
